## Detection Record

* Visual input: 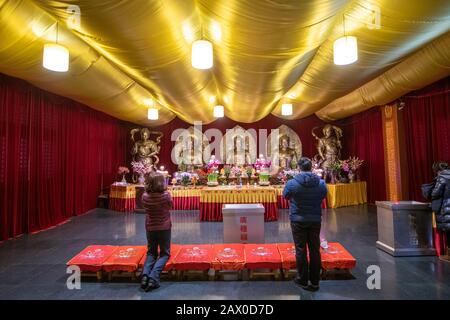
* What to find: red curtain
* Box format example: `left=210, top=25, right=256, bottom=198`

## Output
left=337, top=108, right=387, bottom=203
left=403, top=77, right=450, bottom=201
left=0, top=74, right=130, bottom=241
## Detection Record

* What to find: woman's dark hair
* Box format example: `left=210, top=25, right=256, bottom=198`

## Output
left=298, top=157, right=312, bottom=172
left=145, top=173, right=166, bottom=193
left=432, top=161, right=449, bottom=173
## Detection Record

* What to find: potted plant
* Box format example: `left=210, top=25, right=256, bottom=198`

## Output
left=131, top=161, right=153, bottom=185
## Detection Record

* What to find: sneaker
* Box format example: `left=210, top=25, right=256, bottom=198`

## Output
left=293, top=278, right=309, bottom=290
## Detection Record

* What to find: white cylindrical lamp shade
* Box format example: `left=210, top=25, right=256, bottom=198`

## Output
left=281, top=103, right=293, bottom=116
left=191, top=40, right=213, bottom=69
left=147, top=108, right=159, bottom=120
left=333, top=36, right=358, bottom=65
left=43, top=43, right=69, bottom=72
left=213, top=105, right=224, bottom=118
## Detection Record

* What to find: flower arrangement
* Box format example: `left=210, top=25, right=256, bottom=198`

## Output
left=117, top=166, right=130, bottom=175
left=206, top=156, right=220, bottom=171
left=340, top=159, right=350, bottom=172
left=131, top=161, right=153, bottom=175
left=328, top=161, right=342, bottom=172
left=348, top=156, right=364, bottom=171
left=222, top=165, right=231, bottom=177
left=231, top=166, right=242, bottom=177
left=117, top=166, right=130, bottom=183
left=254, top=158, right=271, bottom=171
left=245, top=165, right=254, bottom=178
left=180, top=172, right=191, bottom=187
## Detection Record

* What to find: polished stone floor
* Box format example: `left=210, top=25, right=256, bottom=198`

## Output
left=0, top=205, right=449, bottom=300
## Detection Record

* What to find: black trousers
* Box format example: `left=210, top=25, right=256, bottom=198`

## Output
left=290, top=221, right=321, bottom=286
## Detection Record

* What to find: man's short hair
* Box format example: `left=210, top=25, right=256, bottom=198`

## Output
left=298, top=157, right=312, bottom=171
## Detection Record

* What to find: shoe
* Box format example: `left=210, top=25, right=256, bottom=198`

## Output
left=293, top=278, right=309, bottom=290
left=140, top=275, right=149, bottom=290
left=308, top=284, right=320, bottom=292
left=144, top=279, right=160, bottom=292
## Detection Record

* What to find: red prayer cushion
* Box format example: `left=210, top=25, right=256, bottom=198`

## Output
left=321, top=242, right=356, bottom=270
left=171, top=244, right=213, bottom=271
left=244, top=244, right=281, bottom=270
left=211, top=244, right=246, bottom=271
left=102, top=246, right=147, bottom=273
left=276, top=243, right=297, bottom=270
left=67, top=245, right=117, bottom=272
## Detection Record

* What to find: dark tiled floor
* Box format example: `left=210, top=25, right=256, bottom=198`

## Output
left=0, top=205, right=449, bottom=300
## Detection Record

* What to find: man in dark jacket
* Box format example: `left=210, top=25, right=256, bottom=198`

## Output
left=431, top=164, right=450, bottom=232
left=283, top=157, right=327, bottom=291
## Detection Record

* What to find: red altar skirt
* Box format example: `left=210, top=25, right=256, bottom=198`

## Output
left=109, top=197, right=136, bottom=212
left=244, top=244, right=282, bottom=270
left=199, top=202, right=278, bottom=222
left=172, top=196, right=200, bottom=210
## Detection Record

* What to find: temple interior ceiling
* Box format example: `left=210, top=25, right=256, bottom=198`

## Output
left=0, top=0, right=449, bottom=125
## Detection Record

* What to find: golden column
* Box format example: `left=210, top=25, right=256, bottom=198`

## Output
left=381, top=104, right=409, bottom=201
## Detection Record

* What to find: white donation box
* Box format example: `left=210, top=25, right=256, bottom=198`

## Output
left=222, top=204, right=265, bottom=243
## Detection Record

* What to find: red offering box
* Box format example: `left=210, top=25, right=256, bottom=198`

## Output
left=138, top=244, right=182, bottom=271
left=244, top=244, right=281, bottom=270
left=276, top=243, right=297, bottom=270
left=171, top=244, right=213, bottom=271
left=321, top=242, right=356, bottom=270
left=211, top=244, right=246, bottom=271
left=102, top=246, right=147, bottom=273
left=67, top=245, right=117, bottom=272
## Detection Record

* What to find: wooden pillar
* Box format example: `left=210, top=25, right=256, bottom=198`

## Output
left=381, top=104, right=409, bottom=201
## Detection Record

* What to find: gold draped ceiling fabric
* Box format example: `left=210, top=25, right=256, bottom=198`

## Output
left=0, top=1, right=449, bottom=125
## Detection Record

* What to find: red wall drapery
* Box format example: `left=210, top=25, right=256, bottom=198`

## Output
left=403, top=77, right=450, bottom=201
left=0, top=74, right=130, bottom=241
left=337, top=108, right=387, bottom=203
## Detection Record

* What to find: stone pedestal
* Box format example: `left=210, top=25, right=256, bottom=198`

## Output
left=375, top=201, right=436, bottom=256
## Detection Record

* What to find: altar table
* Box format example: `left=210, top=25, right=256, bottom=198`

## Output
left=168, top=187, right=201, bottom=210
left=109, top=184, right=136, bottom=212
left=199, top=186, right=278, bottom=222
left=326, top=181, right=367, bottom=209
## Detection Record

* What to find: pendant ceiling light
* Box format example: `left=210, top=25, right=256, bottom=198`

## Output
left=147, top=108, right=159, bottom=120
left=213, top=105, right=224, bottom=118
left=333, top=15, right=358, bottom=65
left=192, top=39, right=213, bottom=69
left=43, top=23, right=69, bottom=72
left=281, top=103, right=293, bottom=116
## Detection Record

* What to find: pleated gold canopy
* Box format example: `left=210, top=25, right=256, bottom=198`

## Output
left=1, top=0, right=449, bottom=125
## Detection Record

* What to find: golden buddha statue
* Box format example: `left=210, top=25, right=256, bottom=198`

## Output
left=130, top=128, right=163, bottom=167
left=278, top=134, right=299, bottom=169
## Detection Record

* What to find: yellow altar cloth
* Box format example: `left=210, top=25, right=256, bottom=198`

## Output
left=168, top=187, right=202, bottom=198
left=109, top=184, right=136, bottom=199
left=199, top=186, right=277, bottom=203
left=326, top=181, right=367, bottom=209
